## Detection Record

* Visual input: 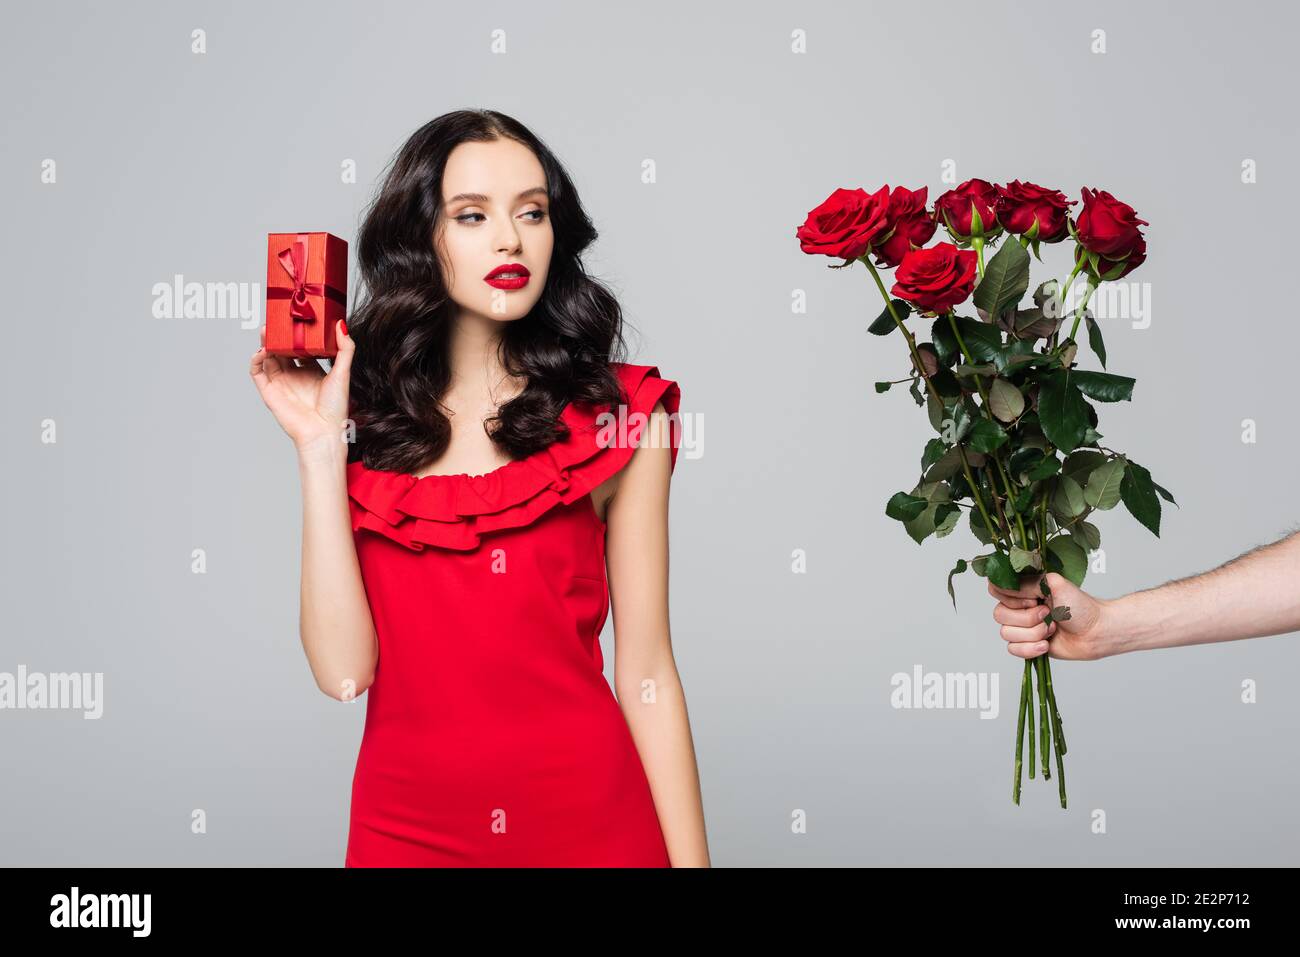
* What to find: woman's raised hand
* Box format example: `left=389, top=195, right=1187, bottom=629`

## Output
left=249, top=319, right=355, bottom=459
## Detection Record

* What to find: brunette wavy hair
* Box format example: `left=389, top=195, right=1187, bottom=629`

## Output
left=338, top=109, right=630, bottom=473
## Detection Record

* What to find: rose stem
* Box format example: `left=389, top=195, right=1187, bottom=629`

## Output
left=1052, top=700, right=1068, bottom=810
left=1013, top=658, right=1031, bottom=804
left=1037, top=558, right=1068, bottom=756
left=943, top=312, right=1031, bottom=548
left=1066, top=274, right=1100, bottom=343
left=1050, top=258, right=1086, bottom=350
left=1029, top=665, right=1040, bottom=780
left=1034, top=655, right=1050, bottom=779
left=1044, top=657, right=1067, bottom=756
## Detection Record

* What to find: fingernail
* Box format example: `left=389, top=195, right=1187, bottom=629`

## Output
left=340, top=319, right=349, bottom=337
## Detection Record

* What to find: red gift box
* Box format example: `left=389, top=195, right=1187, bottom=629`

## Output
left=265, top=232, right=348, bottom=357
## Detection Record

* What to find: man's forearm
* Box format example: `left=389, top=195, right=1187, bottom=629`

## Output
left=1099, top=529, right=1300, bottom=655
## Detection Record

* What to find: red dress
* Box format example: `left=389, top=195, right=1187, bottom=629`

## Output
left=342, top=362, right=681, bottom=867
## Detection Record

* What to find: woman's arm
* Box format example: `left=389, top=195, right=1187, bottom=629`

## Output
left=250, top=321, right=379, bottom=700
left=603, top=401, right=710, bottom=867
left=296, top=437, right=379, bottom=699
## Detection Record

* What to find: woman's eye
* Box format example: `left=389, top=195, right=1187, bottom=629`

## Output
left=454, top=210, right=545, bottom=224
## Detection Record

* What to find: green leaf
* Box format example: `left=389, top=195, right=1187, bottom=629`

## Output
left=1051, top=474, right=1086, bottom=520
left=954, top=362, right=997, bottom=377
left=925, top=444, right=965, bottom=483
left=1007, top=446, right=1044, bottom=478
left=869, top=298, right=911, bottom=335
left=932, top=368, right=961, bottom=398
left=930, top=318, right=959, bottom=366
left=886, top=491, right=928, bottom=523
left=1069, top=520, right=1102, bottom=552
left=995, top=338, right=1053, bottom=373
left=941, top=402, right=974, bottom=444
left=1083, top=458, right=1126, bottom=510
left=1153, top=480, right=1178, bottom=506
left=1033, top=280, right=1061, bottom=310
left=927, top=393, right=946, bottom=433
left=1045, top=536, right=1088, bottom=586
left=1037, top=370, right=1090, bottom=453
left=973, top=236, right=1031, bottom=317
left=984, top=551, right=1021, bottom=590
left=908, top=376, right=925, bottom=407
left=947, top=558, right=968, bottom=610
left=1062, top=449, right=1108, bottom=484
left=1027, top=456, right=1062, bottom=481
left=874, top=381, right=892, bottom=393
left=947, top=316, right=1003, bottom=362
left=1120, top=460, right=1162, bottom=536
left=1072, top=371, right=1135, bottom=403
left=933, top=502, right=961, bottom=539
left=921, top=438, right=947, bottom=472
left=988, top=377, right=1025, bottom=422
left=902, top=482, right=954, bottom=544
left=1084, top=313, right=1107, bottom=368
left=1010, top=546, right=1042, bottom=572
left=949, top=471, right=972, bottom=502
left=1014, top=306, right=1044, bottom=332
left=968, top=417, right=1009, bottom=453
left=1044, top=604, right=1073, bottom=624
left=968, top=507, right=994, bottom=545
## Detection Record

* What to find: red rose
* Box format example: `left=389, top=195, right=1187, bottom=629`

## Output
left=994, top=180, right=1076, bottom=242
left=1076, top=187, right=1148, bottom=258
left=873, top=186, right=938, bottom=268
left=796, top=186, right=893, bottom=259
left=1078, top=232, right=1146, bottom=280
left=891, top=242, right=978, bottom=314
left=934, top=179, right=1001, bottom=241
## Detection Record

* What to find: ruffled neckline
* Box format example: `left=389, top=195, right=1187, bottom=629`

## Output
left=345, top=363, right=681, bottom=552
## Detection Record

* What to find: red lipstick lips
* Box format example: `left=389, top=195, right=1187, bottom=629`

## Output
left=484, top=263, right=530, bottom=290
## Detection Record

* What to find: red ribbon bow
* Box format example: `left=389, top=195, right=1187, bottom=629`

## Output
left=277, top=238, right=322, bottom=323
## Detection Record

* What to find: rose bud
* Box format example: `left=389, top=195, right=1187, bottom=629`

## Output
left=796, top=185, right=895, bottom=260
left=1075, top=187, right=1148, bottom=257
left=872, top=186, right=938, bottom=268
left=1072, top=188, right=1149, bottom=280
left=994, top=180, right=1076, bottom=242
left=891, top=242, right=979, bottom=315
left=933, top=179, right=1002, bottom=244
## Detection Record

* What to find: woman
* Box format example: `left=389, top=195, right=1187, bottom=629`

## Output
left=249, top=110, right=709, bottom=867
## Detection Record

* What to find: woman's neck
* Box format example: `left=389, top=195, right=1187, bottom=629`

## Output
left=443, top=311, right=525, bottom=411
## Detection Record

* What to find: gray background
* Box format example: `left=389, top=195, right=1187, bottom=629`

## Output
left=2, top=0, right=1296, bottom=866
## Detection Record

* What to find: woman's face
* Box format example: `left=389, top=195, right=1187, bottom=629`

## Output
left=435, top=137, right=553, bottom=325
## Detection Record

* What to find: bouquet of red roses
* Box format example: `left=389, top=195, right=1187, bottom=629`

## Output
left=796, top=179, right=1175, bottom=807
